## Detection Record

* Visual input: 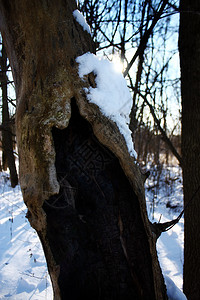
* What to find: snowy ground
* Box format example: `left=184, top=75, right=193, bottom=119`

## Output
left=146, top=164, right=186, bottom=299
left=0, top=173, right=53, bottom=299
left=146, top=165, right=184, bottom=288
left=0, top=166, right=186, bottom=299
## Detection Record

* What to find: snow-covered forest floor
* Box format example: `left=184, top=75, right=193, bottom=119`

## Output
left=145, top=164, right=186, bottom=299
left=0, top=165, right=186, bottom=299
left=0, top=173, right=53, bottom=299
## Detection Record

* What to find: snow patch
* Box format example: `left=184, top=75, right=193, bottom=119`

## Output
left=0, top=172, right=53, bottom=299
left=73, top=10, right=91, bottom=35
left=146, top=165, right=186, bottom=299
left=0, top=160, right=185, bottom=299
left=164, top=275, right=187, bottom=300
left=16, top=278, right=35, bottom=294
left=76, top=52, right=137, bottom=158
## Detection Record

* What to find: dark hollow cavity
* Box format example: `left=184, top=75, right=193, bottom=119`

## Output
left=42, top=99, right=155, bottom=300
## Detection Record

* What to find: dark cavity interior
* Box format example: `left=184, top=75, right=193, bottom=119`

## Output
left=42, top=99, right=155, bottom=300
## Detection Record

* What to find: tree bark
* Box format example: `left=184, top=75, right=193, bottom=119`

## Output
left=179, top=0, right=200, bottom=299
left=0, top=0, right=167, bottom=299
left=0, top=41, right=18, bottom=187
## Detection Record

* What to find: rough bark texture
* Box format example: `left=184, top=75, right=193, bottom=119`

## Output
left=179, top=1, right=200, bottom=299
left=0, top=0, right=167, bottom=299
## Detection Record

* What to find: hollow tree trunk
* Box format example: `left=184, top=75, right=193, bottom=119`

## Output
left=179, top=0, right=200, bottom=299
left=0, top=0, right=167, bottom=299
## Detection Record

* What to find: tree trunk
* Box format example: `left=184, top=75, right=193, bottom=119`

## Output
left=0, top=0, right=167, bottom=299
left=179, top=0, right=200, bottom=299
left=0, top=41, right=18, bottom=187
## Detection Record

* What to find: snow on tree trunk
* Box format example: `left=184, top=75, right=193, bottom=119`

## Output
left=0, top=0, right=167, bottom=299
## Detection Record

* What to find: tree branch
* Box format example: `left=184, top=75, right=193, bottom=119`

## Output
left=150, top=210, right=183, bottom=239
left=130, top=87, right=182, bottom=166
left=151, top=183, right=200, bottom=239
left=123, top=0, right=169, bottom=77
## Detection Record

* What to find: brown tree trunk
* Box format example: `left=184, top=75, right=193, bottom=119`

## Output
left=0, top=0, right=167, bottom=299
left=179, top=0, right=200, bottom=299
left=0, top=41, right=18, bottom=187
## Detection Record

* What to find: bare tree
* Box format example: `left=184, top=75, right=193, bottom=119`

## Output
left=179, top=0, right=200, bottom=299
left=80, top=0, right=181, bottom=170
left=0, top=39, right=18, bottom=187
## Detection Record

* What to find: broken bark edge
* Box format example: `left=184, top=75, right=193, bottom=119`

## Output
left=20, top=91, right=167, bottom=299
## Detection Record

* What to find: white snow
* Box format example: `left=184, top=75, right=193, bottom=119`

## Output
left=0, top=164, right=188, bottom=299
left=76, top=52, right=137, bottom=158
left=73, top=10, right=91, bottom=35
left=0, top=172, right=53, bottom=299
left=146, top=165, right=187, bottom=299
left=164, top=275, right=187, bottom=300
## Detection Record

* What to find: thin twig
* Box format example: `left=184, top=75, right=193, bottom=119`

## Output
left=151, top=183, right=200, bottom=239
left=123, top=0, right=169, bottom=77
